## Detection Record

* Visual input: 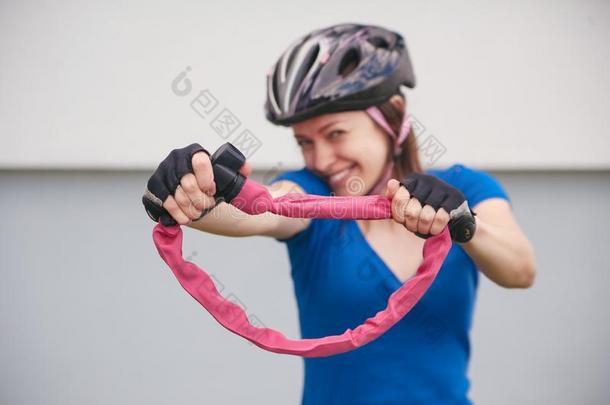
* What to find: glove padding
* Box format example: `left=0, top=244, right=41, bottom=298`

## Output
left=399, top=172, right=476, bottom=243
left=142, top=143, right=211, bottom=226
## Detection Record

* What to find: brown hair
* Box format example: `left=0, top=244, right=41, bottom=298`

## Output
left=376, top=95, right=423, bottom=179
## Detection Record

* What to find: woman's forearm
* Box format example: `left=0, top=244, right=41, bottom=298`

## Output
left=186, top=181, right=310, bottom=239
left=187, top=202, right=273, bottom=237
left=459, top=216, right=536, bottom=288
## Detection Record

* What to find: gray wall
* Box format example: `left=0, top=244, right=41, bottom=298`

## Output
left=1, top=169, right=608, bottom=404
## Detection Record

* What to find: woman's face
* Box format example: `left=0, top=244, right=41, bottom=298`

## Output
left=292, top=110, right=391, bottom=196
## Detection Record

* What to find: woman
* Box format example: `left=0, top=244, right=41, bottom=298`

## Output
left=143, top=23, right=536, bottom=404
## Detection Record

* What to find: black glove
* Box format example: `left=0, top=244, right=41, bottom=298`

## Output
left=400, top=173, right=477, bottom=243
left=142, top=143, right=212, bottom=226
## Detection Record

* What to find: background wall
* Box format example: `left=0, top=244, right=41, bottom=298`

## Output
left=1, top=0, right=609, bottom=170
left=1, top=169, right=608, bottom=404
left=1, top=0, right=609, bottom=404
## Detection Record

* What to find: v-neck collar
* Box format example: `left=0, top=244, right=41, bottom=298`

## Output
left=346, top=167, right=439, bottom=289
left=349, top=219, right=407, bottom=292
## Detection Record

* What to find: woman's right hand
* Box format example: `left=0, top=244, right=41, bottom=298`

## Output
left=142, top=143, right=248, bottom=226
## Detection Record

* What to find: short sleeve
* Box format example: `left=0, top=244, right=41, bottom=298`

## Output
left=269, top=168, right=331, bottom=243
left=448, top=164, right=512, bottom=208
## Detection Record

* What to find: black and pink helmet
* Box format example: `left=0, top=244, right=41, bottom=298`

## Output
left=265, top=23, right=416, bottom=126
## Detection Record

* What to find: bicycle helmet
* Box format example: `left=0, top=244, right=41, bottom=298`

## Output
left=265, top=23, right=416, bottom=126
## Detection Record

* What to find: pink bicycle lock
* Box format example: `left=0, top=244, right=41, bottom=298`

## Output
left=152, top=143, right=453, bottom=358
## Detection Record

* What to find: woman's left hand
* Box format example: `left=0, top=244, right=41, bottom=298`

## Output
left=385, top=173, right=470, bottom=238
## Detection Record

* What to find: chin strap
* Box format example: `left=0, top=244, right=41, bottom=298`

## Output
left=364, top=106, right=412, bottom=196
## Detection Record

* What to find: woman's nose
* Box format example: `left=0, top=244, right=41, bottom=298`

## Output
left=312, top=142, right=336, bottom=173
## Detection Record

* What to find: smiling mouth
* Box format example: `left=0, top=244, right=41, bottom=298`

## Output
left=326, top=164, right=357, bottom=187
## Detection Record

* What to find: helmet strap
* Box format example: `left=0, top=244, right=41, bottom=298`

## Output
left=364, top=106, right=412, bottom=195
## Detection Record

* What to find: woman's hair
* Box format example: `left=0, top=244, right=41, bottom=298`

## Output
left=376, top=96, right=423, bottom=179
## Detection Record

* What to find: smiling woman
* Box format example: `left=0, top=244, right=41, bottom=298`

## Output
left=142, top=22, right=535, bottom=405
left=291, top=103, right=420, bottom=196
left=262, top=22, right=535, bottom=405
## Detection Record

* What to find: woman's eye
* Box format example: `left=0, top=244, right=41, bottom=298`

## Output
left=297, top=140, right=313, bottom=148
left=328, top=130, right=344, bottom=139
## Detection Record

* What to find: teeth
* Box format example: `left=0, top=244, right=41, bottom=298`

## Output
left=329, top=165, right=353, bottom=184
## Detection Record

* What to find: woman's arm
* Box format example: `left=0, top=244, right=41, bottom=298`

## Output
left=459, top=198, right=537, bottom=288
left=186, top=180, right=311, bottom=239
left=385, top=177, right=536, bottom=289
left=143, top=145, right=308, bottom=239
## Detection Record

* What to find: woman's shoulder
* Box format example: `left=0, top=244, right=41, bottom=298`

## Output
left=427, top=163, right=512, bottom=208
left=426, top=163, right=478, bottom=181
left=270, top=167, right=332, bottom=196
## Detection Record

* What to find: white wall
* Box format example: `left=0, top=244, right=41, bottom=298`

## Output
left=1, top=0, right=609, bottom=170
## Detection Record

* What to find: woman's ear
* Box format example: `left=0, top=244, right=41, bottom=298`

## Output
left=389, top=94, right=406, bottom=112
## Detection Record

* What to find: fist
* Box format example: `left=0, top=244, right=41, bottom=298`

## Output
left=162, top=150, right=217, bottom=225
left=142, top=143, right=252, bottom=225
left=385, top=172, right=468, bottom=238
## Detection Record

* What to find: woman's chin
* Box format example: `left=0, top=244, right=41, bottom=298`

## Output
left=326, top=167, right=371, bottom=196
left=332, top=184, right=367, bottom=197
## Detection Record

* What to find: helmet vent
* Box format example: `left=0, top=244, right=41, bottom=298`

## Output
left=288, top=43, right=320, bottom=102
left=302, top=44, right=320, bottom=77
left=369, top=36, right=390, bottom=49
left=338, top=48, right=360, bottom=77
left=271, top=66, right=279, bottom=106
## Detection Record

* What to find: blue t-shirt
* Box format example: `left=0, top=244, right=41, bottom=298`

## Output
left=271, top=164, right=511, bottom=405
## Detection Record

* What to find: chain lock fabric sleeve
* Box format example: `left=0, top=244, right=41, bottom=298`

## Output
left=152, top=178, right=453, bottom=358
left=270, top=168, right=331, bottom=243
